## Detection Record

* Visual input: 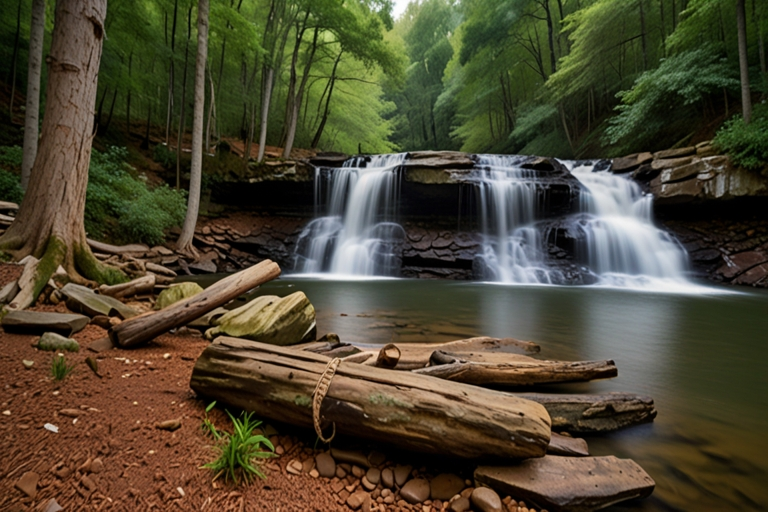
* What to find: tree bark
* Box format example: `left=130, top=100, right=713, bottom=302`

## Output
left=109, top=260, right=281, bottom=347
left=176, top=3, right=194, bottom=189
left=190, top=337, right=552, bottom=459
left=256, top=67, right=275, bottom=162
left=165, top=0, right=179, bottom=145
left=736, top=0, right=752, bottom=124
left=177, top=0, right=209, bottom=253
left=21, top=0, right=46, bottom=191
left=8, top=0, right=22, bottom=121
left=0, top=0, right=126, bottom=311
left=283, top=26, right=319, bottom=159
left=311, top=51, right=342, bottom=149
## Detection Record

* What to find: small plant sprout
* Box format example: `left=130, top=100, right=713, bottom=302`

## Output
left=202, top=410, right=275, bottom=485
left=50, top=355, right=75, bottom=381
left=201, top=401, right=220, bottom=439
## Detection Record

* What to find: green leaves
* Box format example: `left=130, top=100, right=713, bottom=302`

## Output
left=714, top=104, right=768, bottom=173
left=50, top=355, right=75, bottom=381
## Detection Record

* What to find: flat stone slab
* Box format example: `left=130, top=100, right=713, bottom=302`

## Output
left=61, top=283, right=138, bottom=319
left=475, top=456, right=655, bottom=512
left=2, top=311, right=90, bottom=336
left=548, top=432, right=589, bottom=457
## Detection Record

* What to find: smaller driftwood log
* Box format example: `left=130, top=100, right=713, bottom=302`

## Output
left=190, top=337, right=552, bottom=460
left=109, top=260, right=281, bottom=347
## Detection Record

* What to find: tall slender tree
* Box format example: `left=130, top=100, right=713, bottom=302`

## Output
left=178, top=0, right=210, bottom=253
left=0, top=0, right=126, bottom=311
left=21, top=0, right=46, bottom=191
left=736, top=0, right=752, bottom=124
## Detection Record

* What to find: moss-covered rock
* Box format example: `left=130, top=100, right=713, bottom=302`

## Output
left=36, top=332, right=79, bottom=352
left=155, top=282, right=204, bottom=310
left=205, top=291, right=316, bottom=346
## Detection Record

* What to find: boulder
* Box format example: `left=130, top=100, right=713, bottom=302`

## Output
left=155, top=282, right=204, bottom=310
left=659, top=160, right=706, bottom=184
left=474, top=456, right=655, bottom=512
left=653, top=146, right=695, bottom=159
left=35, top=332, right=79, bottom=352
left=205, top=291, right=316, bottom=346
left=61, top=283, right=138, bottom=319
left=2, top=311, right=89, bottom=336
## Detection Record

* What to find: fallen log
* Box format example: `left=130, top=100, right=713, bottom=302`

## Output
left=412, top=351, right=617, bottom=386
left=190, top=337, right=551, bottom=460
left=109, top=260, right=281, bottom=348
left=86, top=239, right=149, bottom=255
left=336, top=337, right=541, bottom=370
left=517, top=392, right=657, bottom=433
left=475, top=456, right=655, bottom=511
left=98, top=274, right=155, bottom=299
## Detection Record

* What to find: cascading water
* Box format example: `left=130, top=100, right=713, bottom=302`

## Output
left=294, top=153, right=406, bottom=276
left=471, top=155, right=690, bottom=286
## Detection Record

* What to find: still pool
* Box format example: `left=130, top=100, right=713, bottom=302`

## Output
left=203, top=276, right=768, bottom=510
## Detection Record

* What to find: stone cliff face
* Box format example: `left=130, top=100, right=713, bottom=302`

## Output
left=198, top=149, right=768, bottom=288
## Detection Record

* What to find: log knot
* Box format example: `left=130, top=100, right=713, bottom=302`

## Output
left=312, top=357, right=341, bottom=443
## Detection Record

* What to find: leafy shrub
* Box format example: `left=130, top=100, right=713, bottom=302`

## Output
left=0, top=146, right=23, bottom=168
left=604, top=47, right=738, bottom=151
left=202, top=409, right=275, bottom=485
left=86, top=146, right=186, bottom=245
left=152, top=143, right=177, bottom=169
left=0, top=146, right=25, bottom=203
left=713, top=103, right=768, bottom=173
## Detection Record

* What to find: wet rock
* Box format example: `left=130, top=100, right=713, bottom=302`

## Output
left=15, top=471, right=38, bottom=498
left=2, top=311, right=90, bottom=336
left=470, top=487, right=503, bottom=512
left=381, top=467, right=394, bottom=488
left=205, top=292, right=316, bottom=346
left=394, top=464, right=412, bottom=487
left=155, top=282, right=204, bottom=310
left=400, top=478, right=430, bottom=504
left=430, top=473, right=465, bottom=501
left=331, top=448, right=370, bottom=468
left=35, top=332, right=79, bottom=352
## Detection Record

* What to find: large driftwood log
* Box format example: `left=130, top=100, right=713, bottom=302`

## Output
left=190, top=337, right=552, bottom=460
left=518, top=392, right=657, bottom=433
left=109, top=260, right=281, bottom=348
left=98, top=274, right=155, bottom=299
left=344, top=337, right=541, bottom=370
left=412, top=351, right=617, bottom=386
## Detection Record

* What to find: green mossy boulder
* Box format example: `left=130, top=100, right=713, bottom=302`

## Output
left=205, top=291, right=316, bottom=346
left=36, top=332, right=79, bottom=352
left=155, top=282, right=204, bottom=310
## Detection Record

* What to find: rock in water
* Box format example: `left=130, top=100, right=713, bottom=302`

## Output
left=155, top=282, right=204, bottom=310
left=204, top=292, right=316, bottom=346
left=474, top=455, right=655, bottom=512
left=2, top=310, right=90, bottom=336
left=36, top=332, right=79, bottom=352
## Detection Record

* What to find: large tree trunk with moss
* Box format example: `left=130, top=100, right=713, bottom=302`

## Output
left=21, top=0, right=46, bottom=191
left=191, top=337, right=552, bottom=460
left=0, top=0, right=126, bottom=312
left=177, top=0, right=209, bottom=252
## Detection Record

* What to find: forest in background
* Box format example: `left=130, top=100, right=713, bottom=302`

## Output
left=0, top=0, right=766, bottom=159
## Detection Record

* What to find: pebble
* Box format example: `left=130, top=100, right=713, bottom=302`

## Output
left=400, top=478, right=430, bottom=504
left=352, top=465, right=366, bottom=478
left=394, top=464, right=412, bottom=487
left=362, top=476, right=376, bottom=491
left=177, top=487, right=185, bottom=497
left=449, top=497, right=471, bottom=512
left=15, top=471, right=39, bottom=499
left=1, top=410, right=9, bottom=416
left=381, top=467, right=394, bottom=488
left=59, top=408, right=81, bottom=418
left=22, top=360, right=34, bottom=369
left=309, top=469, right=319, bottom=478
left=286, top=459, right=303, bottom=475
left=347, top=490, right=369, bottom=510
left=163, top=353, right=171, bottom=359
left=366, top=467, right=381, bottom=485
left=40, top=498, right=63, bottom=512
left=431, top=473, right=465, bottom=501
left=301, top=458, right=315, bottom=473
left=336, top=466, right=347, bottom=478
left=81, top=475, right=96, bottom=492
left=315, top=452, right=336, bottom=478
left=471, top=487, right=503, bottom=512
left=155, top=418, right=181, bottom=431
left=91, top=458, right=104, bottom=474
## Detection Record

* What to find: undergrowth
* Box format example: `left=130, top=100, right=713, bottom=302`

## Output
left=713, top=103, right=768, bottom=174
left=201, top=404, right=275, bottom=485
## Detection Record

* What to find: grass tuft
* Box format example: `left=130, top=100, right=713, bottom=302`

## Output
left=50, top=355, right=75, bottom=381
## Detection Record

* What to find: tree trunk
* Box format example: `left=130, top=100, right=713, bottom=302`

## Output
left=177, top=0, right=209, bottom=253
left=542, top=0, right=557, bottom=75
left=190, top=337, right=552, bottom=459
left=176, top=3, right=194, bottom=189
left=639, top=0, right=648, bottom=70
left=99, top=88, right=117, bottom=136
left=736, top=0, right=752, bottom=124
left=283, top=26, right=318, bottom=159
left=21, top=0, right=46, bottom=191
left=0, top=0, right=126, bottom=312
left=311, top=51, right=342, bottom=149
left=8, top=0, right=22, bottom=121
left=126, top=50, right=133, bottom=134
left=256, top=67, right=275, bottom=162
left=165, top=0, right=180, bottom=145
left=205, top=64, right=215, bottom=153
left=109, top=260, right=281, bottom=347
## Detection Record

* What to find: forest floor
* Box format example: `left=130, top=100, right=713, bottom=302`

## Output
left=0, top=265, right=543, bottom=512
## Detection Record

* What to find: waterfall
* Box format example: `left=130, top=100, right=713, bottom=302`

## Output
left=471, top=156, right=690, bottom=286
left=294, top=153, right=407, bottom=276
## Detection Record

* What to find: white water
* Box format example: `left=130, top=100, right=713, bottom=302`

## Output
left=294, top=154, right=406, bottom=276
left=472, top=155, right=691, bottom=288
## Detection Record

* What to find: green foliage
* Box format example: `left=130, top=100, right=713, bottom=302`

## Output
left=714, top=104, right=768, bottom=173
left=201, top=401, right=221, bottom=440
left=202, top=409, right=275, bottom=485
left=50, top=355, right=75, bottom=381
left=0, top=146, right=23, bottom=168
left=508, top=103, right=559, bottom=149
left=152, top=144, right=177, bottom=170
left=85, top=146, right=186, bottom=246
left=0, top=146, right=24, bottom=203
left=604, top=47, right=738, bottom=151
